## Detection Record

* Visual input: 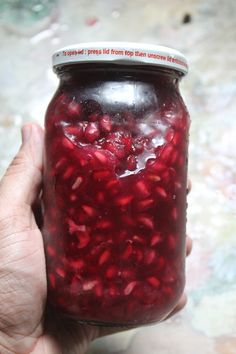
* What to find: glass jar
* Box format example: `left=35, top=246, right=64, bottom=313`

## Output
left=43, top=42, right=190, bottom=326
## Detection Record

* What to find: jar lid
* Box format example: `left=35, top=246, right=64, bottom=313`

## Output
left=52, top=42, right=188, bottom=75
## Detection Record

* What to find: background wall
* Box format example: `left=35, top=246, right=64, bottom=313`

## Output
left=0, top=1, right=236, bottom=353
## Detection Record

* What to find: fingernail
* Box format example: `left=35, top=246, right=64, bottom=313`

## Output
left=22, top=124, right=32, bottom=143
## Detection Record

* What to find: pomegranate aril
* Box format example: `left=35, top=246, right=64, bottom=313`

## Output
left=138, top=216, right=154, bottom=230
left=62, top=166, right=75, bottom=180
left=126, top=154, right=137, bottom=170
left=84, top=122, right=100, bottom=142
left=47, top=245, right=56, bottom=257
left=137, top=198, right=154, bottom=211
left=167, top=235, right=176, bottom=250
left=144, top=249, right=156, bottom=265
left=124, top=281, right=137, bottom=295
left=147, top=276, right=161, bottom=288
left=82, top=280, right=98, bottom=291
left=82, top=205, right=96, bottom=217
left=150, top=233, right=162, bottom=246
left=172, top=207, right=178, bottom=220
left=94, top=151, right=108, bottom=164
left=155, top=186, right=168, bottom=199
left=122, top=244, right=133, bottom=260
left=72, top=176, right=83, bottom=190
left=96, top=219, right=112, bottom=230
left=88, top=113, right=100, bottom=122
left=67, top=100, right=82, bottom=117
left=99, top=250, right=111, bottom=265
left=115, top=195, right=133, bottom=207
left=48, top=273, right=56, bottom=288
left=94, top=282, right=103, bottom=297
left=55, top=267, right=66, bottom=278
left=68, top=220, right=86, bottom=234
left=106, top=266, right=118, bottom=279
left=64, top=125, right=84, bottom=139
left=68, top=259, right=84, bottom=270
left=100, top=114, right=112, bottom=132
left=76, top=231, right=90, bottom=249
left=135, top=180, right=150, bottom=198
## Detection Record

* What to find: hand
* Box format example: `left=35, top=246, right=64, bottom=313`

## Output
left=0, top=123, right=192, bottom=354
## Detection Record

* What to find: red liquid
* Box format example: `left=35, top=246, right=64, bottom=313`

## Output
left=43, top=66, right=190, bottom=325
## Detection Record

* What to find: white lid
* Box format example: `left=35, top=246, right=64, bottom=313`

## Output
left=52, top=42, right=188, bottom=75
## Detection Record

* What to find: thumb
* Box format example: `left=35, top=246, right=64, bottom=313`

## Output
left=0, top=123, right=44, bottom=208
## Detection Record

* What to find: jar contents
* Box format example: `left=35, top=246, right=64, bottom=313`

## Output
left=43, top=61, right=189, bottom=325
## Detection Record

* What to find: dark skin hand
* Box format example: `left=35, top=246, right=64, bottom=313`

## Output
left=0, top=124, right=192, bottom=354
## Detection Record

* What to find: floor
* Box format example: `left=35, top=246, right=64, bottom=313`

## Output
left=0, top=0, right=236, bottom=353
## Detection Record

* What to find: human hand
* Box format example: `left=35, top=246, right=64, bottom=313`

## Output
left=0, top=123, right=192, bottom=354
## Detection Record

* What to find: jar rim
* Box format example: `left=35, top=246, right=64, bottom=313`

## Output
left=52, top=42, right=188, bottom=75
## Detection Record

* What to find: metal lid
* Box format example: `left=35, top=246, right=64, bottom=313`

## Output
left=53, top=42, right=188, bottom=75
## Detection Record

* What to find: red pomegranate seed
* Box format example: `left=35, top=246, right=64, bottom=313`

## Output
left=96, top=219, right=112, bottom=230
left=76, top=231, right=90, bottom=249
left=124, top=281, right=137, bottom=295
left=147, top=174, right=161, bottom=182
left=135, top=180, right=150, bottom=198
left=94, top=282, right=103, bottom=296
left=70, top=194, right=77, bottom=202
left=147, top=276, right=160, bottom=288
left=47, top=245, right=56, bottom=257
left=62, top=166, right=74, bottom=180
left=126, top=155, right=137, bottom=170
left=82, top=205, right=96, bottom=217
left=64, top=125, right=84, bottom=139
left=68, top=259, right=84, bottom=270
left=172, top=207, right=178, bottom=220
left=150, top=233, right=162, bottom=247
left=55, top=267, right=66, bottom=278
left=67, top=101, right=82, bottom=117
left=62, top=137, right=75, bottom=150
left=122, top=244, right=133, bottom=260
left=115, top=195, right=133, bottom=207
left=134, top=249, right=143, bottom=262
left=82, top=280, right=98, bottom=291
left=88, top=113, right=100, bottom=122
left=84, top=122, right=100, bottom=142
left=106, top=266, right=118, bottom=279
left=68, top=220, right=86, bottom=234
left=137, top=198, right=154, bottom=211
left=93, top=170, right=111, bottom=180
left=167, top=235, right=176, bottom=250
left=100, top=114, right=112, bottom=132
left=155, top=186, right=168, bottom=198
left=94, top=151, right=108, bottom=164
left=138, top=216, right=154, bottom=230
left=99, top=250, right=111, bottom=265
left=96, top=191, right=105, bottom=203
left=109, top=285, right=119, bottom=296
left=144, top=249, right=156, bottom=265
left=48, top=273, right=56, bottom=288
left=72, top=176, right=83, bottom=190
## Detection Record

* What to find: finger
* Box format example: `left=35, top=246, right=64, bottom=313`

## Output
left=186, top=236, right=193, bottom=256
left=0, top=123, right=44, bottom=208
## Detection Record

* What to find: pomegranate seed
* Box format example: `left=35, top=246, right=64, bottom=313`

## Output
left=96, top=191, right=105, bottom=203
left=115, top=195, right=133, bottom=207
left=99, top=250, right=111, bottom=265
left=67, top=101, right=82, bottom=117
left=150, top=233, right=162, bottom=246
left=147, top=174, right=161, bottom=182
left=62, top=137, right=75, bottom=150
left=84, top=122, right=100, bottom=142
left=93, top=170, right=111, bottom=180
left=147, top=276, right=160, bottom=288
left=134, top=249, right=143, bottom=262
left=100, top=114, right=112, bottom=132
left=106, top=266, right=118, bottom=279
left=72, top=176, right=83, bottom=190
left=120, top=268, right=135, bottom=279
left=76, top=231, right=90, bottom=249
left=94, top=151, right=108, bottom=164
left=47, top=245, right=56, bottom=257
left=62, top=166, right=74, bottom=180
left=94, top=282, right=103, bottom=296
left=122, top=244, right=133, bottom=260
left=82, top=280, right=98, bottom=291
left=133, top=235, right=144, bottom=244
left=137, top=198, right=154, bottom=211
left=160, top=144, right=174, bottom=162
left=155, top=186, right=168, bottom=198
left=172, top=207, right=178, bottom=220
left=135, top=180, right=150, bottom=198
left=68, top=220, right=86, bottom=234
left=96, top=219, right=112, bottom=229
left=109, top=285, right=119, bottom=296
left=88, top=113, right=100, bottom=122
left=126, top=155, right=137, bottom=170
left=144, top=249, right=156, bottom=265
left=55, top=267, right=66, bottom=278
left=55, top=157, right=66, bottom=170
left=70, top=194, right=77, bottom=202
left=68, top=259, right=84, bottom=270
left=167, top=235, right=176, bottom=250
left=138, top=216, right=154, bottom=230
left=48, top=273, right=56, bottom=288
left=163, top=286, right=173, bottom=296
left=82, top=205, right=96, bottom=217
left=64, top=125, right=84, bottom=138
left=124, top=281, right=137, bottom=295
